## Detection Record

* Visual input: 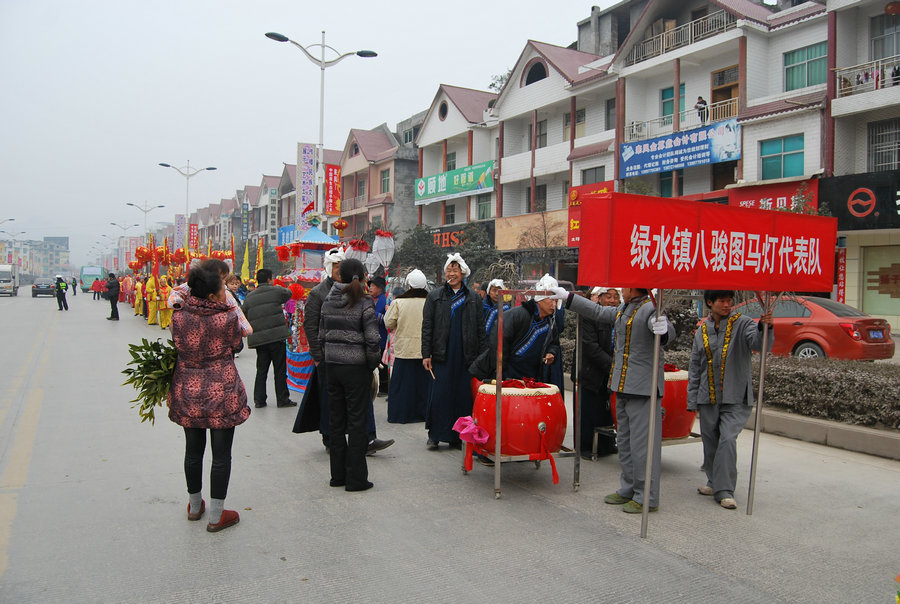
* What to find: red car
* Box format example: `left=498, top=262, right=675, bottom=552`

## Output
left=732, top=296, right=894, bottom=360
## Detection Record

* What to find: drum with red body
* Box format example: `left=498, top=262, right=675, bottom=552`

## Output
left=472, top=382, right=567, bottom=456
left=609, top=369, right=695, bottom=439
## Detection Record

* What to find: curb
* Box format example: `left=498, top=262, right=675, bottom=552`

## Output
left=746, top=408, right=900, bottom=461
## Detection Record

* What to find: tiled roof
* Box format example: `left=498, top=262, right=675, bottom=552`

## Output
left=198, top=207, right=209, bottom=225
left=244, top=185, right=261, bottom=207
left=206, top=203, right=220, bottom=225
left=710, top=0, right=773, bottom=24
left=739, top=91, right=825, bottom=122
left=529, top=40, right=601, bottom=85
left=566, top=138, right=615, bottom=161
left=323, top=149, right=342, bottom=165
left=767, top=3, right=825, bottom=28
left=261, top=175, right=280, bottom=190
left=350, top=128, right=397, bottom=162
left=441, top=84, right=497, bottom=123
left=283, top=164, right=296, bottom=188
left=220, top=198, right=238, bottom=214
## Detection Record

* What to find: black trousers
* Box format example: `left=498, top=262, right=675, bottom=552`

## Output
left=253, top=340, right=290, bottom=405
left=327, top=363, right=370, bottom=488
left=56, top=293, right=68, bottom=310
left=109, top=298, right=119, bottom=319
left=183, top=427, right=235, bottom=500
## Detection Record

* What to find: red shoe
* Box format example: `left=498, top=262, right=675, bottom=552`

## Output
left=187, top=499, right=205, bottom=521
left=206, top=509, right=240, bottom=532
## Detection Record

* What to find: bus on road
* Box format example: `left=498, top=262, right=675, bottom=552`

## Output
left=80, top=266, right=104, bottom=293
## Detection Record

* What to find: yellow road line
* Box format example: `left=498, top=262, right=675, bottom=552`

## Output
left=0, top=333, right=42, bottom=435
left=0, top=316, right=54, bottom=580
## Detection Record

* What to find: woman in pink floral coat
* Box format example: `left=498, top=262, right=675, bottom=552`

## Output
left=168, top=268, right=251, bottom=532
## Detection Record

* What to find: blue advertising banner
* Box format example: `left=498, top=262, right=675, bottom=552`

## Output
left=278, top=225, right=297, bottom=246
left=619, top=119, right=741, bottom=179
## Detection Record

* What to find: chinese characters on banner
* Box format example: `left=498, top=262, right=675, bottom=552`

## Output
left=568, top=181, right=615, bottom=247
left=414, top=160, right=495, bottom=205
left=728, top=178, right=819, bottom=212
left=189, top=224, right=199, bottom=250
left=619, top=119, right=741, bottom=179
left=297, top=143, right=316, bottom=232
left=175, top=214, right=185, bottom=250
left=325, top=164, right=341, bottom=215
left=241, top=202, right=250, bottom=241
left=579, top=193, right=837, bottom=292
left=836, top=247, right=846, bottom=303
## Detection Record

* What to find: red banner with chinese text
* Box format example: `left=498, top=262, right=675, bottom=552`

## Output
left=568, top=181, right=614, bottom=247
left=578, top=193, right=837, bottom=292
left=325, top=164, right=342, bottom=216
left=188, top=224, right=198, bottom=250
left=836, top=247, right=846, bottom=303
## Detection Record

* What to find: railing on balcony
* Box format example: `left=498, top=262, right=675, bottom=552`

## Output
left=625, top=10, right=737, bottom=66
left=835, top=54, right=900, bottom=98
left=342, top=194, right=367, bottom=211
left=625, top=98, right=738, bottom=142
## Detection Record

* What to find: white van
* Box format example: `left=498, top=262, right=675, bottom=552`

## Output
left=0, top=264, right=19, bottom=296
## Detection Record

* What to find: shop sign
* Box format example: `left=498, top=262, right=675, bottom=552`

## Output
left=820, top=172, right=900, bottom=230
left=415, top=160, right=495, bottom=205
left=188, top=224, right=199, bottom=250
left=427, top=221, right=495, bottom=249
left=325, top=165, right=342, bottom=216
left=297, top=142, right=316, bottom=230
left=836, top=248, right=846, bottom=303
left=728, top=178, right=818, bottom=212
left=619, top=119, right=741, bottom=179
left=579, top=192, right=837, bottom=291
left=175, top=214, right=185, bottom=250
left=568, top=181, right=615, bottom=247
left=241, top=203, right=250, bottom=241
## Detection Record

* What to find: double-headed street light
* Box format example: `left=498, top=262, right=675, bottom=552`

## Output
left=0, top=218, right=14, bottom=226
left=265, top=30, right=376, bottom=220
left=126, top=202, right=166, bottom=238
left=159, top=161, right=216, bottom=254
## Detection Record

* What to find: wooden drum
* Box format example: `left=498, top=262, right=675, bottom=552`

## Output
left=472, top=382, right=567, bottom=456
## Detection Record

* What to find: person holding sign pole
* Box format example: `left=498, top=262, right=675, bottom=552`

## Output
left=550, top=287, right=674, bottom=514
left=687, top=290, right=773, bottom=510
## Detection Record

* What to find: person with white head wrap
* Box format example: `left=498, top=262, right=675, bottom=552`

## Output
left=482, top=278, right=510, bottom=334
left=443, top=252, right=470, bottom=277
left=322, top=247, right=346, bottom=282
left=470, top=273, right=561, bottom=386
left=382, top=268, right=431, bottom=423
left=421, top=253, right=486, bottom=449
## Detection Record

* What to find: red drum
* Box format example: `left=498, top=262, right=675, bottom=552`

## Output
left=609, top=369, right=696, bottom=439
left=472, top=382, right=567, bottom=456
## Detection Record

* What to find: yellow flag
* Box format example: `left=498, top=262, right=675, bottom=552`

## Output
left=240, top=240, right=250, bottom=282
left=207, top=237, right=212, bottom=258
left=256, top=238, right=264, bottom=272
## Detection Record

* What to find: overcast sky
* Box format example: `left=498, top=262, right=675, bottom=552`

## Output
left=0, top=0, right=614, bottom=265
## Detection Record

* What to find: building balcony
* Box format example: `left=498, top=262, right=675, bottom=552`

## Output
left=625, top=10, right=737, bottom=66
left=343, top=194, right=368, bottom=211
left=625, top=98, right=737, bottom=142
left=835, top=54, right=900, bottom=98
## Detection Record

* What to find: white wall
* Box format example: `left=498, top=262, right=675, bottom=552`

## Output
left=746, top=19, right=828, bottom=103
left=417, top=91, right=471, bottom=147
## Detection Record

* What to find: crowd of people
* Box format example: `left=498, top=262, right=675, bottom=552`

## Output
left=126, top=249, right=773, bottom=533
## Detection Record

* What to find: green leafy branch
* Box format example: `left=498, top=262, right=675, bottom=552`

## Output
left=121, top=338, right=178, bottom=425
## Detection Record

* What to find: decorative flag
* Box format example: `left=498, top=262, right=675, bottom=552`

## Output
left=230, top=235, right=235, bottom=263
left=207, top=237, right=212, bottom=258
left=241, top=240, right=250, bottom=282
left=256, top=238, right=264, bottom=272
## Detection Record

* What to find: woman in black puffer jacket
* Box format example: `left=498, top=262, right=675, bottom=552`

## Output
left=319, top=258, right=381, bottom=492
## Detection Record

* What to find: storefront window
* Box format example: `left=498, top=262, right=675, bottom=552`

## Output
left=862, top=245, right=900, bottom=315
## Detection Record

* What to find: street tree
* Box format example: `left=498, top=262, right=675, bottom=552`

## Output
left=455, top=222, right=499, bottom=283
left=516, top=211, right=565, bottom=276
left=392, top=225, right=445, bottom=283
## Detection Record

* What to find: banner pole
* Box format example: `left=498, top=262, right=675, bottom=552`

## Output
left=574, top=314, right=582, bottom=490
left=494, top=291, right=504, bottom=499
left=746, top=291, right=780, bottom=515
left=641, top=288, right=663, bottom=539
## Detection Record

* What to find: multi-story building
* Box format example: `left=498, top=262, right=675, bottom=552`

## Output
left=827, top=0, right=900, bottom=328
left=256, top=174, right=281, bottom=246
left=415, top=85, right=498, bottom=251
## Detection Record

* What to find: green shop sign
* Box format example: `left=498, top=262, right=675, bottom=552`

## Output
left=415, top=160, right=495, bottom=206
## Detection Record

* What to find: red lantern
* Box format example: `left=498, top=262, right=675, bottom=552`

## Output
left=334, top=218, right=349, bottom=233
left=159, top=252, right=170, bottom=266
left=275, top=245, right=291, bottom=262
left=289, top=242, right=304, bottom=257
left=288, top=283, right=306, bottom=300
left=135, top=246, right=151, bottom=263
left=887, top=2, right=900, bottom=15
left=172, top=248, right=187, bottom=264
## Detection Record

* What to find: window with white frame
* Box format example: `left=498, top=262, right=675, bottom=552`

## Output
left=760, top=134, right=804, bottom=180
left=446, top=151, right=456, bottom=171
left=581, top=166, right=605, bottom=185
left=784, top=42, right=826, bottom=91
left=563, top=108, right=586, bottom=141
left=661, top=84, right=685, bottom=123
left=380, top=169, right=390, bottom=194
left=872, top=14, right=900, bottom=60
left=476, top=194, right=491, bottom=220
left=868, top=118, right=900, bottom=172
left=444, top=203, right=455, bottom=224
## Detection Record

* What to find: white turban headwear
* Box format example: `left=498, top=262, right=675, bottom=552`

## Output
left=532, top=274, right=559, bottom=302
left=323, top=246, right=346, bottom=276
left=406, top=269, right=427, bottom=290
left=443, top=253, right=470, bottom=277
left=488, top=278, right=504, bottom=291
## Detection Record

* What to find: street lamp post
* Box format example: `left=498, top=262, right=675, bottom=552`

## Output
left=159, top=161, right=216, bottom=255
left=126, top=202, right=166, bottom=239
left=0, top=218, right=14, bottom=227
left=265, top=31, right=376, bottom=222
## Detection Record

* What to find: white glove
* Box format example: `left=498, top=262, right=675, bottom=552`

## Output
left=548, top=286, right=569, bottom=300
left=650, top=316, right=668, bottom=335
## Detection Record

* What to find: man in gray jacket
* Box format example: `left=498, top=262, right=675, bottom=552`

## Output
left=687, top=290, right=773, bottom=510
left=241, top=268, right=296, bottom=408
left=551, top=286, right=673, bottom=514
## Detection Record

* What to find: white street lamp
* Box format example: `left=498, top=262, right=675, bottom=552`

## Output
left=110, top=222, right=139, bottom=236
left=126, top=202, right=166, bottom=238
left=0, top=218, right=14, bottom=227
left=159, top=161, right=216, bottom=254
left=265, top=31, right=376, bottom=220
